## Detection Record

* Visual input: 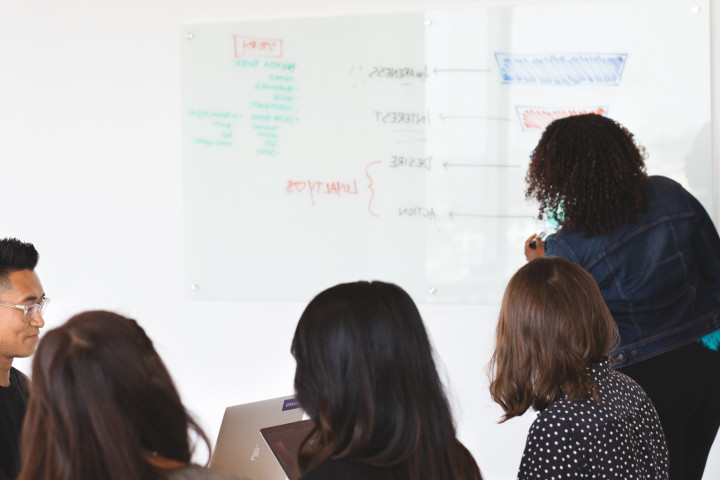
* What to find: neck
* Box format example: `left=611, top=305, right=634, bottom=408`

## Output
left=0, top=358, right=12, bottom=387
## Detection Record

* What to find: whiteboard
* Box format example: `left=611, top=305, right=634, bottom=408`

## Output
left=180, top=0, right=711, bottom=303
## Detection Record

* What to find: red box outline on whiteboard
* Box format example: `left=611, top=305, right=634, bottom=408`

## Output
left=233, top=35, right=284, bottom=58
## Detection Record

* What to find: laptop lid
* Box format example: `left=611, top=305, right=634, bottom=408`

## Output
left=210, top=395, right=304, bottom=480
left=260, top=419, right=315, bottom=480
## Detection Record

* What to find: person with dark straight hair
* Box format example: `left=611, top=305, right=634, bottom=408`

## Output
left=524, top=113, right=720, bottom=480
left=17, top=311, right=239, bottom=480
left=0, top=237, right=47, bottom=480
left=490, top=257, right=668, bottom=480
left=291, top=281, right=482, bottom=480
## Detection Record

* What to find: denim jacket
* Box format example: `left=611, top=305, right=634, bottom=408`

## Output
left=545, top=176, right=720, bottom=367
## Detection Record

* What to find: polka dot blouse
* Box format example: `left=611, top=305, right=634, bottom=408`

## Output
left=517, top=358, right=669, bottom=480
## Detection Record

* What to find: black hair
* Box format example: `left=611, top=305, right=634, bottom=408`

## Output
left=525, top=114, right=649, bottom=237
left=291, top=281, right=482, bottom=480
left=0, top=238, right=39, bottom=283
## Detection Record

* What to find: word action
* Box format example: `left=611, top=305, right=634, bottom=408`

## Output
left=399, top=207, right=436, bottom=220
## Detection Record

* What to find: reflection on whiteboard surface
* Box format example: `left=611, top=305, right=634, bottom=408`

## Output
left=180, top=0, right=711, bottom=304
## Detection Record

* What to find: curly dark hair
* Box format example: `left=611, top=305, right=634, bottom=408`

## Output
left=525, top=114, right=650, bottom=237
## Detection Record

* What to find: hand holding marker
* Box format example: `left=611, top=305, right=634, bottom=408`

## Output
left=529, top=231, right=546, bottom=249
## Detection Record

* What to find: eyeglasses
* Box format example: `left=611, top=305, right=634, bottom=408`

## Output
left=0, top=296, right=50, bottom=323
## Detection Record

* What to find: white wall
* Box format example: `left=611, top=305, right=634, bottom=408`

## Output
left=0, top=1, right=717, bottom=479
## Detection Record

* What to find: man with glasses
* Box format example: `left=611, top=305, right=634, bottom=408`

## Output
left=0, top=238, right=47, bottom=480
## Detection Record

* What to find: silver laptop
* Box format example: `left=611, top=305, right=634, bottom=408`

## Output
left=210, top=395, right=305, bottom=480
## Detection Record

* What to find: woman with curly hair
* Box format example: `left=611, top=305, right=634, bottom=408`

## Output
left=524, top=113, right=720, bottom=480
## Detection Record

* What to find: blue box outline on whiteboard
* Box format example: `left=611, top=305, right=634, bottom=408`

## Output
left=494, top=53, right=628, bottom=86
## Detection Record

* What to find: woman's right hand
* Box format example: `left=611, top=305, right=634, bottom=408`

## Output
left=524, top=234, right=546, bottom=262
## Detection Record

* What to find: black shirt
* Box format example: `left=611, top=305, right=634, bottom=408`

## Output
left=0, top=368, right=29, bottom=480
left=299, top=459, right=400, bottom=480
left=299, top=455, right=481, bottom=480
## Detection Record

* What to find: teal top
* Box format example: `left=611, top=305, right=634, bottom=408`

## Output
left=699, top=329, right=720, bottom=351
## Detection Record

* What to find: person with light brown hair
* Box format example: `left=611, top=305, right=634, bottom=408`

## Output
left=490, top=257, right=668, bottom=480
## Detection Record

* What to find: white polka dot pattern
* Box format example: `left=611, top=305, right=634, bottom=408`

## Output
left=517, top=358, right=669, bottom=480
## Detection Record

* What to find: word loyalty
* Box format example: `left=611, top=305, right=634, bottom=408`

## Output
left=286, top=179, right=359, bottom=206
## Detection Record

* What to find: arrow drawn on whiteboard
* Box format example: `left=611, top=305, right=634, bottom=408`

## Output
left=438, top=113, right=513, bottom=122
left=433, top=67, right=491, bottom=74
left=449, top=212, right=535, bottom=220
left=443, top=162, right=522, bottom=170
left=366, top=161, right=381, bottom=217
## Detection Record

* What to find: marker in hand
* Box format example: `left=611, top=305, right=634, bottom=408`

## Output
left=529, top=231, right=546, bottom=249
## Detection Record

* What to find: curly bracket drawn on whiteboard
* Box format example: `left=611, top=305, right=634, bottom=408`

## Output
left=366, top=161, right=381, bottom=217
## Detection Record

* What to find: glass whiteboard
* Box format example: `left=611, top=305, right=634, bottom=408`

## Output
left=180, top=0, right=711, bottom=303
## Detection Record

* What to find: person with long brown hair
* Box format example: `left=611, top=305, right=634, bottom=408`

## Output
left=490, top=257, right=668, bottom=480
left=524, top=113, right=720, bottom=480
left=17, top=310, right=239, bottom=480
left=291, top=281, right=482, bottom=480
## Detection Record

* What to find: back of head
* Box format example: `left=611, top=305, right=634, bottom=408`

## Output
left=525, top=114, right=649, bottom=236
left=19, top=311, right=207, bottom=480
left=490, top=258, right=619, bottom=421
left=0, top=237, right=38, bottom=285
left=291, top=281, right=481, bottom=480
